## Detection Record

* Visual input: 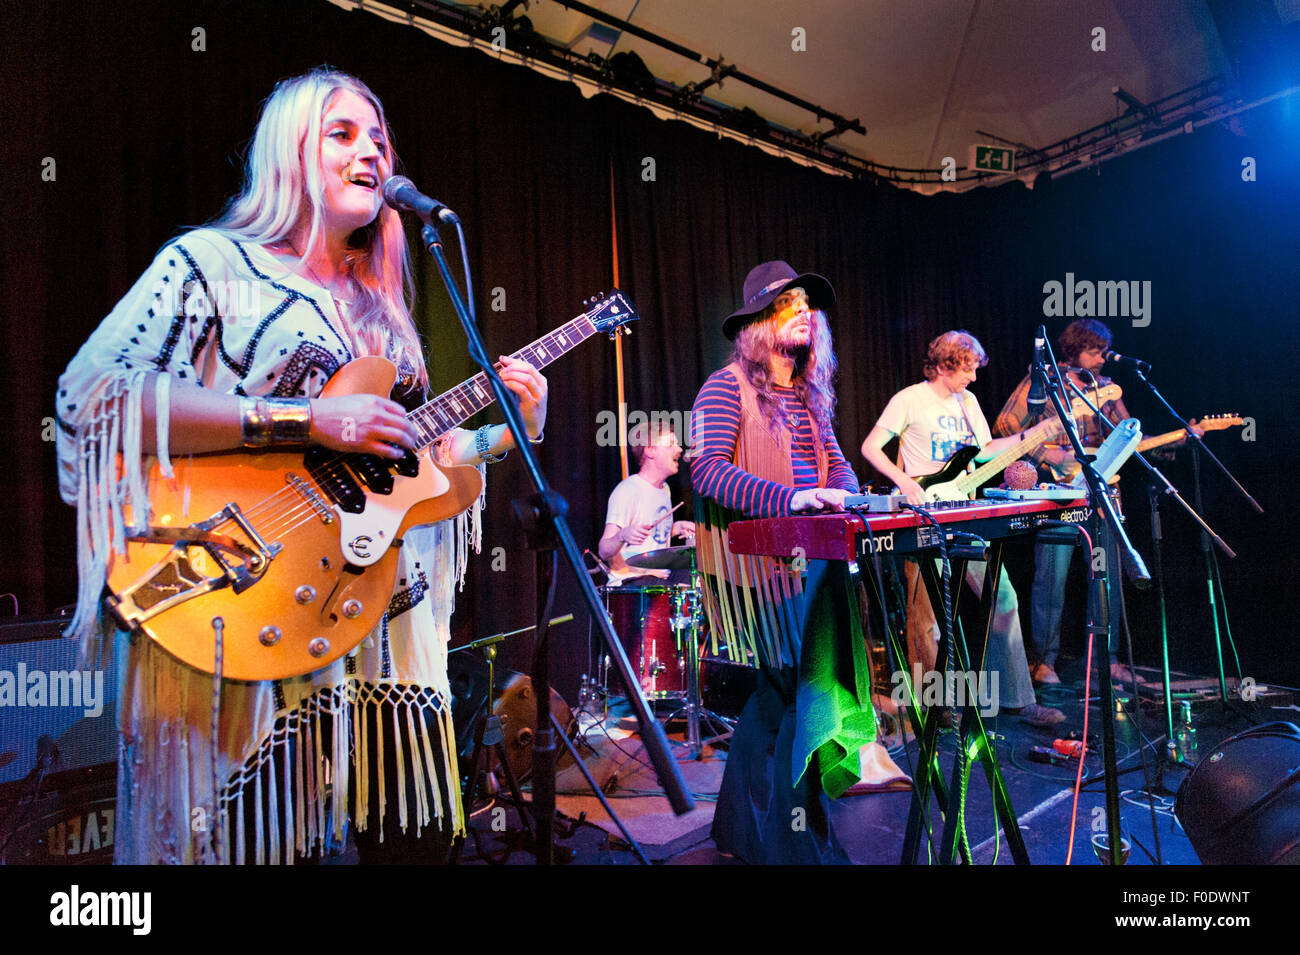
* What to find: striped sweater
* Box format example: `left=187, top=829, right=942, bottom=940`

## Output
left=690, top=367, right=858, bottom=517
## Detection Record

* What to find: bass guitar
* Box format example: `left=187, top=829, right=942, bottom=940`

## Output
left=106, top=292, right=638, bottom=681
left=916, top=385, right=1122, bottom=502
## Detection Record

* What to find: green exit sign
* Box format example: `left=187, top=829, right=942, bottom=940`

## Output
left=970, top=144, right=1015, bottom=173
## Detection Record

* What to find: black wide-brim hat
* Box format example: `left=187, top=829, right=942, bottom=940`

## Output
left=722, top=260, right=835, bottom=340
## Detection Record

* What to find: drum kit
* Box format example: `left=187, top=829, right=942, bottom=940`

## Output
left=592, top=544, right=734, bottom=757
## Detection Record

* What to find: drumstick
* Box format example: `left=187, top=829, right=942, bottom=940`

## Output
left=649, top=501, right=685, bottom=531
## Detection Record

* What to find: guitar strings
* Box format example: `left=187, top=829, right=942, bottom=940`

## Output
left=185, top=311, right=603, bottom=552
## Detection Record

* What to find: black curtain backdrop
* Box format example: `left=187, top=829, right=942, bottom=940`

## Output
left=5, top=0, right=1296, bottom=699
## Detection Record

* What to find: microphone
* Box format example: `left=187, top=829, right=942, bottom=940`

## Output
left=1103, top=349, right=1150, bottom=370
left=34, top=735, right=59, bottom=773
left=1027, top=327, right=1047, bottom=414
left=381, top=175, right=460, bottom=225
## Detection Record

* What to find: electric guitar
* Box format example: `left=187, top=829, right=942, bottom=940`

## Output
left=915, top=385, right=1122, bottom=502
left=1054, top=413, right=1244, bottom=482
left=1135, top=414, right=1244, bottom=453
left=106, top=291, right=638, bottom=681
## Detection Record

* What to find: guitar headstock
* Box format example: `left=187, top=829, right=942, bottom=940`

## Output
left=1067, top=382, right=1122, bottom=416
left=584, top=290, right=640, bottom=337
left=1190, top=413, right=1245, bottom=432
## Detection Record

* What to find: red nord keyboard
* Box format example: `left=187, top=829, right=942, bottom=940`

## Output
left=726, top=498, right=1091, bottom=562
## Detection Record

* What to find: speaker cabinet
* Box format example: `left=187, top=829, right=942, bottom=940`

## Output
left=0, top=614, right=119, bottom=865
left=1175, top=721, right=1300, bottom=865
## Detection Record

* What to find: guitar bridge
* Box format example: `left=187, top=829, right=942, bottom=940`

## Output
left=108, top=503, right=282, bottom=630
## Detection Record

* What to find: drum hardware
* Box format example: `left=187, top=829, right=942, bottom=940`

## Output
left=666, top=589, right=736, bottom=760
left=448, top=613, right=644, bottom=864
left=625, top=544, right=696, bottom=572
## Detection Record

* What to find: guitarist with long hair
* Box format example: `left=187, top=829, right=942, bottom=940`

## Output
left=861, top=330, right=1064, bottom=728
left=53, top=69, right=549, bottom=863
left=994, top=318, right=1201, bottom=685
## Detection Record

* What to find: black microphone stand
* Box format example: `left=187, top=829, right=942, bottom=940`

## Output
left=1054, top=378, right=1174, bottom=802
left=1034, top=340, right=1147, bottom=865
left=1062, top=373, right=1240, bottom=747
left=415, top=217, right=693, bottom=865
left=1130, top=365, right=1260, bottom=713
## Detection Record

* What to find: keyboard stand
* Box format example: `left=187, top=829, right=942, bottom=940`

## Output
left=898, top=543, right=1030, bottom=865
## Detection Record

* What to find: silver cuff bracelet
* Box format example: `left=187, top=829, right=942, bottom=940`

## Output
left=241, top=396, right=312, bottom=447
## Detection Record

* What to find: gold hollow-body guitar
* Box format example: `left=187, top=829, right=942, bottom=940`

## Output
left=105, top=292, right=638, bottom=681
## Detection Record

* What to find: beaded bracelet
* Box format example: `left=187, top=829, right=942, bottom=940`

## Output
left=475, top=424, right=508, bottom=463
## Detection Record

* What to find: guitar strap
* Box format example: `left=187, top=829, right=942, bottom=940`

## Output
left=955, top=392, right=984, bottom=456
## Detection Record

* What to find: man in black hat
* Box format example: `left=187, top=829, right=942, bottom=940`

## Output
left=691, top=261, right=907, bottom=865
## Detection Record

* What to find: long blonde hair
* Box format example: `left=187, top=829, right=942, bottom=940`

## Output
left=731, top=306, right=838, bottom=438
left=210, top=67, right=427, bottom=392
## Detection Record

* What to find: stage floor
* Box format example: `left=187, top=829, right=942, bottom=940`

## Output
left=443, top=656, right=1290, bottom=866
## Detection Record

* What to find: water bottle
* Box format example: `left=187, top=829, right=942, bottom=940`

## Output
left=1175, top=699, right=1198, bottom=765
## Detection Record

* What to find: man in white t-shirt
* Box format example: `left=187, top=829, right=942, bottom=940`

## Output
left=861, top=330, right=1064, bottom=728
left=598, top=421, right=696, bottom=585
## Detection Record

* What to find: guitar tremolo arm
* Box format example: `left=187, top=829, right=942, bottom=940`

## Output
left=109, top=503, right=283, bottom=630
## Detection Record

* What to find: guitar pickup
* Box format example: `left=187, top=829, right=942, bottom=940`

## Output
left=109, top=503, right=282, bottom=630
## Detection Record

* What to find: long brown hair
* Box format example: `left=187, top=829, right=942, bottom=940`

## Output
left=730, top=307, right=838, bottom=438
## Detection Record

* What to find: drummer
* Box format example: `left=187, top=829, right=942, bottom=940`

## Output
left=598, top=419, right=697, bottom=586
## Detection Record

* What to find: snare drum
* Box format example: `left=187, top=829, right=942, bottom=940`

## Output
left=598, top=584, right=698, bottom=699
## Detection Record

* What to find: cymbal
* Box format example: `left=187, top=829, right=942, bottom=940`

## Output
left=626, top=545, right=695, bottom=571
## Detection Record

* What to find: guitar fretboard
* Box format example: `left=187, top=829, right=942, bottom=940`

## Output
left=407, top=314, right=598, bottom=448
left=956, top=418, right=1058, bottom=494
